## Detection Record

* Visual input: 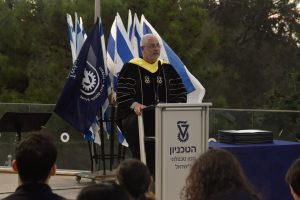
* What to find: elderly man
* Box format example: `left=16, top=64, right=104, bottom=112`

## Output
left=117, top=34, right=187, bottom=175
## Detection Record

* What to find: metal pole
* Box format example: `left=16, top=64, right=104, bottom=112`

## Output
left=94, top=0, right=101, bottom=22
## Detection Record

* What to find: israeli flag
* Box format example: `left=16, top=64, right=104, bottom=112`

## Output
left=129, top=13, right=143, bottom=58
left=84, top=116, right=101, bottom=145
left=127, top=9, right=133, bottom=38
left=99, top=19, right=128, bottom=147
left=106, top=13, right=132, bottom=147
left=140, top=15, right=205, bottom=103
left=75, top=13, right=87, bottom=57
left=66, top=13, right=76, bottom=63
left=55, top=19, right=107, bottom=145
left=66, top=13, right=88, bottom=63
left=107, top=13, right=134, bottom=97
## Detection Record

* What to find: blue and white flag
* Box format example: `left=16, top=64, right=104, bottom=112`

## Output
left=116, top=125, right=128, bottom=147
left=84, top=116, right=101, bottom=144
left=75, top=13, right=87, bottom=57
left=106, top=13, right=132, bottom=147
left=66, top=13, right=76, bottom=63
left=129, top=13, right=143, bottom=58
left=66, top=13, right=88, bottom=64
left=98, top=19, right=118, bottom=145
left=140, top=15, right=205, bottom=103
left=55, top=19, right=107, bottom=144
left=127, top=10, right=133, bottom=38
left=107, top=13, right=134, bottom=97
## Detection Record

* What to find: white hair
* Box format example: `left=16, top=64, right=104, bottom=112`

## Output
left=140, top=34, right=157, bottom=47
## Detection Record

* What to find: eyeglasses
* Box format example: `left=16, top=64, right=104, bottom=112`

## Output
left=145, top=43, right=161, bottom=49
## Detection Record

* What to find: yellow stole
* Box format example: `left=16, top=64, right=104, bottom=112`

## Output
left=129, top=58, right=168, bottom=73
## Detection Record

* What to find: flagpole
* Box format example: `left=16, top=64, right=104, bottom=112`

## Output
left=95, top=0, right=114, bottom=174
left=94, top=0, right=101, bottom=22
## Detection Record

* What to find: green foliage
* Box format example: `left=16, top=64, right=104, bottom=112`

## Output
left=0, top=0, right=299, bottom=111
left=204, top=0, right=300, bottom=108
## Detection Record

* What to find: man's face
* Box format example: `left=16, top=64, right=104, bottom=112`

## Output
left=141, top=36, right=161, bottom=63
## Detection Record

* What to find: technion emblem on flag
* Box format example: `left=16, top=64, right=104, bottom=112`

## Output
left=54, top=18, right=107, bottom=135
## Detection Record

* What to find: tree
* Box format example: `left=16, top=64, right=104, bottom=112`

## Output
left=204, top=0, right=300, bottom=108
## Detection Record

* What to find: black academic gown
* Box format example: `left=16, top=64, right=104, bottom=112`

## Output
left=117, top=59, right=187, bottom=175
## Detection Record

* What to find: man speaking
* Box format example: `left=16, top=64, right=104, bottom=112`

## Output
left=117, top=34, right=187, bottom=175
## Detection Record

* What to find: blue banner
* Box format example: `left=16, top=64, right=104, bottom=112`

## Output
left=54, top=19, right=107, bottom=134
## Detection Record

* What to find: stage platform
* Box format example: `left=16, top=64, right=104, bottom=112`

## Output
left=0, top=167, right=115, bottom=200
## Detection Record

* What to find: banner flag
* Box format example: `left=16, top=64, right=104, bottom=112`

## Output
left=127, top=9, right=133, bottom=38
left=129, top=13, right=143, bottom=57
left=117, top=125, right=129, bottom=147
left=55, top=19, right=107, bottom=142
left=75, top=13, right=87, bottom=57
left=66, top=13, right=76, bottom=63
left=107, top=13, right=134, bottom=96
left=98, top=19, right=120, bottom=145
left=84, top=116, right=101, bottom=145
left=106, top=13, right=132, bottom=147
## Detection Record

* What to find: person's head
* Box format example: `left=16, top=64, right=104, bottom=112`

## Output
left=286, top=159, right=300, bottom=200
left=12, top=133, right=57, bottom=184
left=140, top=34, right=161, bottom=64
left=181, top=148, right=257, bottom=200
left=77, top=182, right=129, bottom=200
left=116, top=159, right=152, bottom=199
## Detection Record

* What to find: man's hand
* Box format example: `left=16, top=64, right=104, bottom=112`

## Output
left=133, top=103, right=146, bottom=116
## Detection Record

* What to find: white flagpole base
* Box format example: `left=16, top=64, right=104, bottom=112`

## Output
left=138, top=114, right=147, bottom=164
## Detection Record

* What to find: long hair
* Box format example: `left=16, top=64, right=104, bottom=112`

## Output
left=181, top=148, right=259, bottom=200
left=286, top=158, right=300, bottom=197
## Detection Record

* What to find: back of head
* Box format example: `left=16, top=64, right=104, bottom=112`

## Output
left=77, top=182, right=129, bottom=200
left=15, top=133, right=57, bottom=183
left=116, top=159, right=152, bottom=199
left=182, top=149, right=256, bottom=200
left=286, top=159, right=300, bottom=198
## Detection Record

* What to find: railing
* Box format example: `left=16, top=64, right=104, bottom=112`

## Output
left=210, top=108, right=300, bottom=141
left=0, top=103, right=299, bottom=170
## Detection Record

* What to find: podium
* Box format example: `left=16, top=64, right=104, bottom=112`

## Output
left=155, top=103, right=212, bottom=200
left=0, top=112, right=52, bottom=142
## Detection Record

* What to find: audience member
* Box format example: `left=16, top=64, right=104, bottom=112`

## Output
left=181, top=148, right=261, bottom=200
left=77, top=182, right=129, bottom=200
left=286, top=158, right=300, bottom=200
left=3, top=133, right=65, bottom=200
left=116, top=159, right=155, bottom=200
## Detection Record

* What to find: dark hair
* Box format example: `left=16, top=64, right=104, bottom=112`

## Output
left=15, top=133, right=57, bottom=183
left=181, top=148, right=259, bottom=200
left=116, top=159, right=152, bottom=199
left=77, top=182, right=129, bottom=200
left=286, top=158, right=300, bottom=196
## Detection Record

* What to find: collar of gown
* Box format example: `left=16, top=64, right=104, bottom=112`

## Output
left=129, top=58, right=167, bottom=73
